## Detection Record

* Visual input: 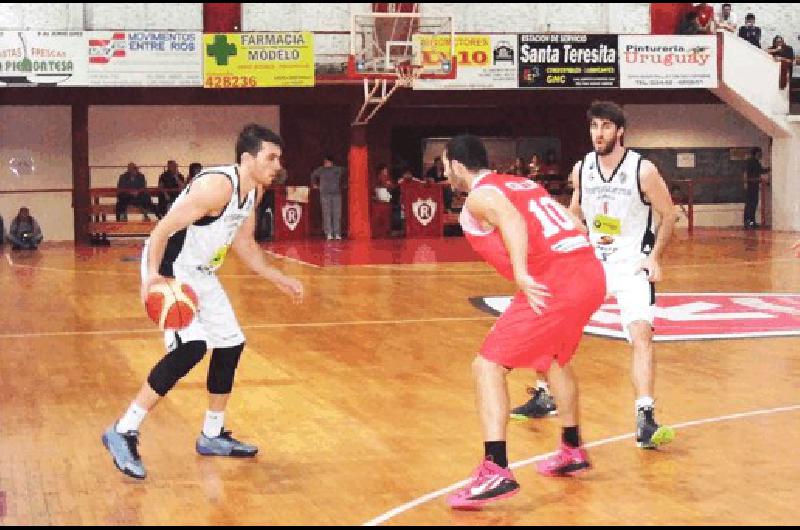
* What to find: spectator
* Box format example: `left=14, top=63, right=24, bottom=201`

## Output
left=0, top=213, right=4, bottom=246
left=116, top=162, right=158, bottom=222
left=374, top=163, right=393, bottom=201
left=378, top=165, right=405, bottom=233
left=8, top=207, right=43, bottom=250
left=738, top=13, right=762, bottom=48
left=528, top=153, right=542, bottom=180
left=540, top=150, right=561, bottom=178
left=311, top=154, right=345, bottom=240
left=767, top=35, right=795, bottom=89
left=693, top=3, right=715, bottom=34
left=424, top=156, right=454, bottom=212
left=507, top=157, right=530, bottom=177
left=424, top=156, right=445, bottom=183
left=677, top=11, right=701, bottom=35
left=187, top=162, right=203, bottom=185
left=157, top=160, right=186, bottom=217
left=398, top=167, right=424, bottom=184
left=716, top=3, right=738, bottom=33
left=743, top=147, right=770, bottom=229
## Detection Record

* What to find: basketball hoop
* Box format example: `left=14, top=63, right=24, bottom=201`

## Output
left=395, top=62, right=421, bottom=88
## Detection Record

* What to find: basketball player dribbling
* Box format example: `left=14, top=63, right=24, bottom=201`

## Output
left=102, top=124, right=304, bottom=480
left=443, top=135, right=606, bottom=509
left=513, top=101, right=677, bottom=450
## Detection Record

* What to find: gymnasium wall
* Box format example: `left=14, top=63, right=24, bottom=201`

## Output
left=0, top=106, right=74, bottom=241
left=88, top=105, right=280, bottom=187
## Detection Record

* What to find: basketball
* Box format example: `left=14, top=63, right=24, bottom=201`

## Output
left=145, top=279, right=199, bottom=330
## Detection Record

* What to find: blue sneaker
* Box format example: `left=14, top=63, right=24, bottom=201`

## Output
left=102, top=424, right=146, bottom=479
left=196, top=429, right=258, bottom=457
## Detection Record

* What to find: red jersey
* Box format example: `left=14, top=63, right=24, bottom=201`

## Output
left=460, top=172, right=595, bottom=282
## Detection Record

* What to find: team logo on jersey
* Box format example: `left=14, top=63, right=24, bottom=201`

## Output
left=618, top=171, right=628, bottom=184
left=412, top=198, right=437, bottom=226
left=282, top=203, right=302, bottom=231
left=470, top=293, right=800, bottom=341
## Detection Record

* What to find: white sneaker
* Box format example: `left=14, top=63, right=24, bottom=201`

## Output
left=335, top=235, right=342, bottom=240
left=326, top=235, right=333, bottom=241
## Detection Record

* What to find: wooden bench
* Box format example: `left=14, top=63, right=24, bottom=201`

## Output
left=87, top=221, right=156, bottom=235
left=84, top=187, right=178, bottom=245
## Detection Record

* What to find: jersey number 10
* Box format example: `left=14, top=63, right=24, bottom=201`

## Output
left=529, top=197, right=576, bottom=238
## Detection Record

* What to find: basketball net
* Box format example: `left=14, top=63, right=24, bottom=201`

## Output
left=394, top=62, right=421, bottom=88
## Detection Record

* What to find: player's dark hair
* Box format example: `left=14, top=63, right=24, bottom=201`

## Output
left=236, top=124, right=283, bottom=163
left=587, top=101, right=626, bottom=129
left=446, top=135, right=489, bottom=170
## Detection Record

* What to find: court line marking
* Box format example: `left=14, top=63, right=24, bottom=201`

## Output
left=263, top=249, right=322, bottom=269
left=6, top=255, right=797, bottom=279
left=361, top=403, right=800, bottom=526
left=0, top=316, right=497, bottom=340
left=4, top=262, right=497, bottom=279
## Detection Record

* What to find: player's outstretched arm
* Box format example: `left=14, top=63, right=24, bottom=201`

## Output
left=231, top=207, right=304, bottom=304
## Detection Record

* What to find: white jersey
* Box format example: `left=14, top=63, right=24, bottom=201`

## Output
left=579, top=149, right=655, bottom=264
left=154, top=165, right=257, bottom=276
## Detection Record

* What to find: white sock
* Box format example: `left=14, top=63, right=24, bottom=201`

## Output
left=536, top=380, right=550, bottom=393
left=635, top=396, right=655, bottom=413
left=116, top=402, right=148, bottom=433
left=203, top=410, right=225, bottom=438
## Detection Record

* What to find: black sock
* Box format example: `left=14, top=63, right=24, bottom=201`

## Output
left=562, top=426, right=581, bottom=448
left=484, top=441, right=508, bottom=468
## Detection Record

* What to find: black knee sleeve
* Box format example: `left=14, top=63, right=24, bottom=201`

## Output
left=147, top=339, right=207, bottom=396
left=207, top=342, right=245, bottom=395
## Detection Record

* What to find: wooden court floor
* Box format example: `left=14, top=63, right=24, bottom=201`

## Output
left=0, top=229, right=798, bottom=525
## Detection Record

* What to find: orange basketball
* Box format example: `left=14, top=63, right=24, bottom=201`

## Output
left=145, top=279, right=199, bottom=330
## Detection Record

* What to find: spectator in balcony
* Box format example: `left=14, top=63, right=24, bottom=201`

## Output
left=692, top=3, right=715, bottom=34
left=767, top=35, right=795, bottom=89
left=507, top=157, right=530, bottom=177
left=738, top=14, right=762, bottom=48
left=743, top=147, right=770, bottom=229
left=157, top=160, right=186, bottom=217
left=716, top=3, right=738, bottom=33
left=116, top=162, right=158, bottom=222
left=677, top=11, right=702, bottom=35
left=187, top=162, right=203, bottom=185
left=8, top=207, right=43, bottom=250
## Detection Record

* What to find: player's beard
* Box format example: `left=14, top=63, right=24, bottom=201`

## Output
left=594, top=136, right=617, bottom=156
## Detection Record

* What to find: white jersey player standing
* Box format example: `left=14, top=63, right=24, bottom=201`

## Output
left=512, top=101, right=677, bottom=449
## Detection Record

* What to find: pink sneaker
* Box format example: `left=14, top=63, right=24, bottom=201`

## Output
left=536, top=443, right=591, bottom=477
left=447, top=459, right=520, bottom=510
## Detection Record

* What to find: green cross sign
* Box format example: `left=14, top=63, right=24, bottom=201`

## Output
left=207, top=34, right=237, bottom=66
